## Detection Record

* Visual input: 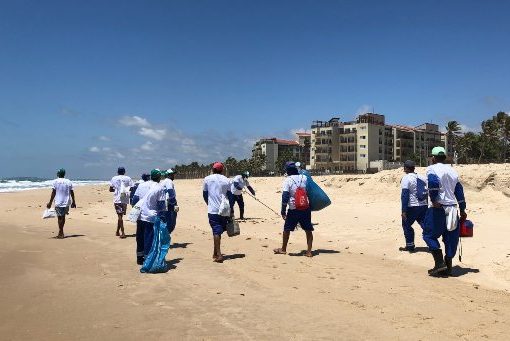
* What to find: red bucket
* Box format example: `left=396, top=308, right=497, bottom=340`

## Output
left=459, top=219, right=474, bottom=237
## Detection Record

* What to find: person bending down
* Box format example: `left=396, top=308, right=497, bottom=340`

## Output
left=274, top=162, right=313, bottom=257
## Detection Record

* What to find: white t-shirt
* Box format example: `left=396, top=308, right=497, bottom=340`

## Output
left=426, top=163, right=460, bottom=206
left=139, top=183, right=166, bottom=223
left=230, top=175, right=250, bottom=195
left=203, top=174, right=231, bottom=214
left=110, top=175, right=134, bottom=204
left=282, top=174, right=307, bottom=210
left=133, top=180, right=154, bottom=202
left=401, top=173, right=428, bottom=207
left=52, top=178, right=73, bottom=207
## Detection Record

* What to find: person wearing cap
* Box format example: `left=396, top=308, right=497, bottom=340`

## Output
left=137, top=169, right=167, bottom=263
left=399, top=160, right=428, bottom=252
left=132, top=172, right=155, bottom=264
left=229, top=171, right=255, bottom=220
left=161, top=169, right=178, bottom=234
left=203, top=162, right=233, bottom=263
left=423, top=146, right=467, bottom=277
left=46, top=169, right=76, bottom=239
left=109, top=167, right=134, bottom=238
left=274, top=161, right=314, bottom=257
left=130, top=173, right=150, bottom=206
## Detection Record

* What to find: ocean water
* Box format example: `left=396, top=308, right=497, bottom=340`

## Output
left=0, top=178, right=108, bottom=193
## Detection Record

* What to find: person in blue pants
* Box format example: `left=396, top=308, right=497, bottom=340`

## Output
left=400, top=160, right=428, bottom=252
left=423, top=147, right=467, bottom=277
left=161, top=169, right=178, bottom=234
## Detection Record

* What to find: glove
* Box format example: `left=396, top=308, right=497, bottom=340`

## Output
left=174, top=205, right=179, bottom=213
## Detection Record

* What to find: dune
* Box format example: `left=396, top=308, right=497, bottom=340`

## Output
left=0, top=163, right=509, bottom=340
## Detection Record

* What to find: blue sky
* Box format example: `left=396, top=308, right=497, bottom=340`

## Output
left=1, top=0, right=509, bottom=179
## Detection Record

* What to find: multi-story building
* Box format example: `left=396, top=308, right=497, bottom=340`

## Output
left=310, top=114, right=446, bottom=172
left=252, top=137, right=302, bottom=172
left=296, top=132, right=311, bottom=168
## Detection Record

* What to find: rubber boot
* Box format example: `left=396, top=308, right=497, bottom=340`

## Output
left=137, top=256, right=144, bottom=265
left=428, top=249, right=447, bottom=276
left=444, top=256, right=453, bottom=276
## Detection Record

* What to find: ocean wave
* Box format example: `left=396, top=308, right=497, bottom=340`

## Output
left=0, top=180, right=109, bottom=193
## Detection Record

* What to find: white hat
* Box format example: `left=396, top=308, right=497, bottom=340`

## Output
left=167, top=168, right=175, bottom=174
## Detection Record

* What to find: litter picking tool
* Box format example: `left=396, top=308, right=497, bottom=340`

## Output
left=244, top=191, right=281, bottom=217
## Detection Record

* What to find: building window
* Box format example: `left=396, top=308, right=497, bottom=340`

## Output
left=360, top=145, right=366, bottom=148
left=360, top=135, right=366, bottom=139
left=360, top=154, right=366, bottom=158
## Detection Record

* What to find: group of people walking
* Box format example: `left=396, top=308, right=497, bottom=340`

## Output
left=45, top=145, right=467, bottom=277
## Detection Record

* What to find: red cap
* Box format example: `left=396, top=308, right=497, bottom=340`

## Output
left=212, top=162, right=224, bottom=172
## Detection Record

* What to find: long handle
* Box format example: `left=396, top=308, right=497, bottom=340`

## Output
left=244, top=191, right=281, bottom=217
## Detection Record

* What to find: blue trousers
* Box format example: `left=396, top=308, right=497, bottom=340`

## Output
left=164, top=207, right=177, bottom=234
left=230, top=194, right=245, bottom=218
left=422, top=207, right=460, bottom=258
left=139, top=221, right=154, bottom=257
left=402, top=206, right=427, bottom=248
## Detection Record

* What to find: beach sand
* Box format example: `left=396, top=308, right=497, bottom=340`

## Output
left=1, top=164, right=509, bottom=340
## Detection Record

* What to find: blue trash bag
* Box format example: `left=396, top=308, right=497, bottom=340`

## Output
left=141, top=216, right=171, bottom=273
left=300, top=170, right=331, bottom=211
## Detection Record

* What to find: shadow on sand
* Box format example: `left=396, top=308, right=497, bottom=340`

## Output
left=123, top=234, right=136, bottom=238
left=289, top=249, right=340, bottom=257
left=172, top=242, right=192, bottom=249
left=450, top=266, right=480, bottom=277
left=222, top=253, right=246, bottom=261
left=165, top=257, right=183, bottom=270
left=51, top=234, right=86, bottom=239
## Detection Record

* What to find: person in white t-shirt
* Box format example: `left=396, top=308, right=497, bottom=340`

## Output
left=229, top=171, right=255, bottom=220
left=203, top=162, right=233, bottom=263
left=109, top=167, right=134, bottom=239
left=400, top=160, right=428, bottom=253
left=135, top=169, right=167, bottom=261
left=131, top=173, right=153, bottom=265
left=160, top=169, right=178, bottom=234
left=46, top=168, right=76, bottom=239
left=423, top=147, right=467, bottom=277
left=274, top=162, right=314, bottom=257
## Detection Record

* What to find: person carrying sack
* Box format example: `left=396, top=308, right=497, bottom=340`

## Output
left=274, top=161, right=314, bottom=257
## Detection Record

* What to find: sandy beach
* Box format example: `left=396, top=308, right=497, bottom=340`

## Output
left=1, top=164, right=510, bottom=340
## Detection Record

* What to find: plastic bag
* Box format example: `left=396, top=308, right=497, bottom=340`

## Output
left=226, top=218, right=240, bottom=237
left=140, top=217, right=171, bottom=273
left=128, top=206, right=141, bottom=223
left=301, top=170, right=331, bottom=211
left=42, top=209, right=57, bottom=219
left=219, top=196, right=231, bottom=217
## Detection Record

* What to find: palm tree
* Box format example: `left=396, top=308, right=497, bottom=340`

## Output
left=495, top=112, right=509, bottom=162
left=445, top=121, right=462, bottom=157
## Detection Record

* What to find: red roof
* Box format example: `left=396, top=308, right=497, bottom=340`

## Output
left=275, top=139, right=299, bottom=146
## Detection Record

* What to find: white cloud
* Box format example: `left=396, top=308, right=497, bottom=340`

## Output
left=89, top=146, right=100, bottom=152
left=356, top=104, right=374, bottom=116
left=139, top=127, right=166, bottom=140
left=140, top=141, right=155, bottom=151
left=99, top=136, right=110, bottom=141
left=114, top=152, right=125, bottom=159
left=102, top=147, right=111, bottom=152
left=459, top=124, right=481, bottom=133
left=119, top=115, right=151, bottom=127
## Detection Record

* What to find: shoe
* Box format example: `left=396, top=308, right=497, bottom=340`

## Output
left=399, top=246, right=416, bottom=253
left=137, top=256, right=144, bottom=265
left=428, top=249, right=447, bottom=277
